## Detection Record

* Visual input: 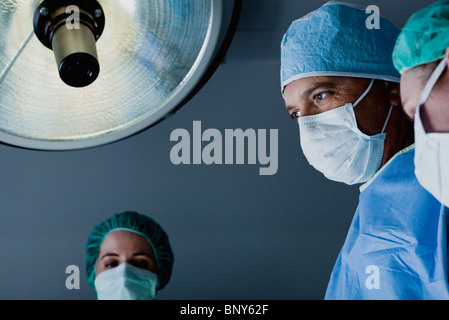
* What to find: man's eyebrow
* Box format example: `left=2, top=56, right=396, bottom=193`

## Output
left=284, top=79, right=341, bottom=110
left=285, top=81, right=340, bottom=113
left=302, top=82, right=339, bottom=98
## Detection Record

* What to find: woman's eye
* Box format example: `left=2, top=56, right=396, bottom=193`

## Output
left=105, top=261, right=118, bottom=268
left=132, top=260, right=149, bottom=269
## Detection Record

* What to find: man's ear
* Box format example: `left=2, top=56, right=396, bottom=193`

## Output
left=446, top=47, right=449, bottom=64
left=385, top=81, right=401, bottom=107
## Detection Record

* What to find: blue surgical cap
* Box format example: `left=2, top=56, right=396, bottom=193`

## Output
left=281, top=2, right=401, bottom=91
left=85, top=211, right=174, bottom=291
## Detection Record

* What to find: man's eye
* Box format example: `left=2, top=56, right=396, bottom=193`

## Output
left=314, top=91, right=330, bottom=102
left=290, top=111, right=300, bottom=120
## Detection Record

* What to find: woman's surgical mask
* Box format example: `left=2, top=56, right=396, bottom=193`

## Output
left=414, top=58, right=449, bottom=207
left=94, top=262, right=158, bottom=300
left=298, top=79, right=393, bottom=185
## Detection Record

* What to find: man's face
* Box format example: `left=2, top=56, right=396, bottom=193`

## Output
left=283, top=76, right=393, bottom=136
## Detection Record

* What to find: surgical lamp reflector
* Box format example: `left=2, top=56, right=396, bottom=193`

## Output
left=0, top=0, right=240, bottom=150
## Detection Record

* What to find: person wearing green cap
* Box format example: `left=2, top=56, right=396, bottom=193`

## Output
left=85, top=211, right=174, bottom=300
left=393, top=0, right=449, bottom=209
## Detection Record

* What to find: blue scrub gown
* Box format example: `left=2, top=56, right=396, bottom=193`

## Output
left=325, top=145, right=449, bottom=300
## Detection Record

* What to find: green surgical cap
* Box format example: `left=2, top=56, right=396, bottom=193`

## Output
left=393, top=0, right=449, bottom=74
left=85, top=211, right=174, bottom=290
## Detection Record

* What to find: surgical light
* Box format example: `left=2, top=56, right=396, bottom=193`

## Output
left=0, top=0, right=241, bottom=150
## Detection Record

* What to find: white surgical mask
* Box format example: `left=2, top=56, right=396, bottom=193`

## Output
left=298, top=79, right=393, bottom=185
left=414, top=58, right=449, bottom=207
left=94, top=262, right=158, bottom=300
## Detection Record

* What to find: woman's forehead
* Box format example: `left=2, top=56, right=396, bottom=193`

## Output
left=100, top=230, right=154, bottom=254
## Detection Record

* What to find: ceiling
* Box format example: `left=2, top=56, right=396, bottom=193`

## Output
left=0, top=0, right=433, bottom=300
